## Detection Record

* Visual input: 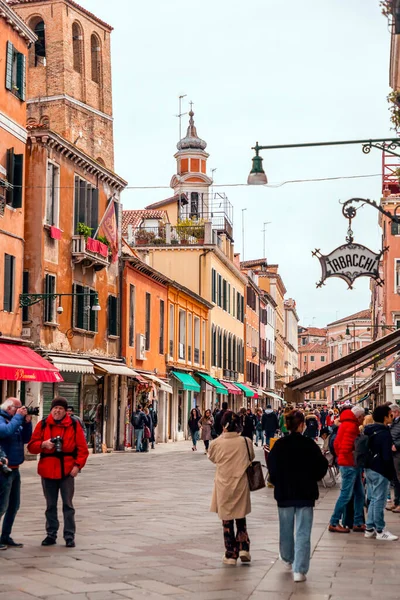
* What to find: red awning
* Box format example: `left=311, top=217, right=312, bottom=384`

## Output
left=220, top=380, right=242, bottom=395
left=250, top=387, right=259, bottom=399
left=0, top=344, right=63, bottom=383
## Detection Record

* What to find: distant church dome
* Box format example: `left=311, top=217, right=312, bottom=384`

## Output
left=177, top=111, right=207, bottom=151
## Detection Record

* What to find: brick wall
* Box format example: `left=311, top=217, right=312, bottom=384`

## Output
left=13, top=0, right=114, bottom=169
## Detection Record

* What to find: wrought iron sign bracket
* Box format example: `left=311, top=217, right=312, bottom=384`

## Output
left=19, top=292, right=100, bottom=309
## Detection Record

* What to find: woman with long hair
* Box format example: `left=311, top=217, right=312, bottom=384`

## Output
left=208, top=411, right=255, bottom=565
left=268, top=410, right=328, bottom=582
left=188, top=408, right=201, bottom=451
left=199, top=409, right=214, bottom=455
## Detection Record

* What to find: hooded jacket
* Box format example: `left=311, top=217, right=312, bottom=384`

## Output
left=0, top=410, right=32, bottom=467
left=28, top=413, right=89, bottom=479
left=261, top=409, right=279, bottom=434
left=364, top=423, right=395, bottom=481
left=334, top=409, right=359, bottom=467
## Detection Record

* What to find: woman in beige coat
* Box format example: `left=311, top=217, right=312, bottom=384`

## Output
left=208, top=411, right=255, bottom=565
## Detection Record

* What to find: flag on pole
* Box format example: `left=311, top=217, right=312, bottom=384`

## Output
left=101, top=199, right=118, bottom=262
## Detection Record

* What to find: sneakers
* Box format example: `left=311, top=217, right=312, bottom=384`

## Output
left=353, top=525, right=366, bottom=533
left=364, top=529, right=376, bottom=539
left=328, top=524, right=350, bottom=533
left=293, top=572, right=307, bottom=582
left=279, top=554, right=292, bottom=570
left=385, top=502, right=395, bottom=511
left=41, top=536, right=56, bottom=546
left=0, top=544, right=7, bottom=551
left=222, top=555, right=237, bottom=565
left=0, top=537, right=23, bottom=548
left=376, top=530, right=399, bottom=541
left=239, top=550, right=251, bottom=563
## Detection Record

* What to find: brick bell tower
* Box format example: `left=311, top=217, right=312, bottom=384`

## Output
left=9, top=0, right=115, bottom=170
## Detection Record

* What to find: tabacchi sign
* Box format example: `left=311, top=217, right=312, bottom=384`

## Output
left=313, top=242, right=386, bottom=289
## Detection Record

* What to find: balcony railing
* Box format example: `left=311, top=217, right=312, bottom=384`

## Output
left=130, top=224, right=207, bottom=247
left=71, top=235, right=110, bottom=270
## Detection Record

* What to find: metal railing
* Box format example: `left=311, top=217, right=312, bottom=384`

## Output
left=130, top=225, right=206, bottom=247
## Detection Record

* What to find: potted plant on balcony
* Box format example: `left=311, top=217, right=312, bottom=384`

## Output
left=176, top=218, right=205, bottom=244
left=77, top=222, right=93, bottom=240
left=135, top=229, right=156, bottom=245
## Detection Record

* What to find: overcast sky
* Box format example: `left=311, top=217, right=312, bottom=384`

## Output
left=83, top=0, right=392, bottom=327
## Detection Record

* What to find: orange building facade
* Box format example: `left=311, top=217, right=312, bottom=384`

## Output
left=0, top=1, right=37, bottom=400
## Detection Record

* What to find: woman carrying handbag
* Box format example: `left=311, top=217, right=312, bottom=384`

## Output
left=268, top=410, right=328, bottom=583
left=208, top=411, right=255, bottom=565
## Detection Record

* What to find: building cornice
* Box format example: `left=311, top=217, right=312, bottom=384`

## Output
left=28, top=127, right=127, bottom=192
left=0, top=109, right=28, bottom=143
left=27, top=94, right=113, bottom=122
left=0, top=0, right=37, bottom=43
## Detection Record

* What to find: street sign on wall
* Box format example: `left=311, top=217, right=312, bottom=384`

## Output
left=313, top=242, right=386, bottom=289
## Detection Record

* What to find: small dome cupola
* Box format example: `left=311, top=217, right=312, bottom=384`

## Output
left=177, top=111, right=207, bottom=151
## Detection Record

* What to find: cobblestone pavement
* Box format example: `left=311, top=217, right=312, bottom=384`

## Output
left=2, top=442, right=400, bottom=600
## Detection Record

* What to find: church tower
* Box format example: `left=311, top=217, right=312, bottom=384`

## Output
left=170, top=110, right=213, bottom=220
left=10, top=0, right=115, bottom=170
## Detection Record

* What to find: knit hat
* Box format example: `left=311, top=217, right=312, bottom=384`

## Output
left=51, top=397, right=68, bottom=410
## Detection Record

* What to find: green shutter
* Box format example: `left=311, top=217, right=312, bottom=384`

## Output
left=5, top=42, right=13, bottom=91
left=16, top=52, right=26, bottom=101
left=12, top=154, right=23, bottom=208
left=89, top=289, right=98, bottom=333
left=91, top=188, right=99, bottom=231
left=74, top=177, right=80, bottom=232
left=6, top=148, right=14, bottom=206
left=42, top=383, right=55, bottom=417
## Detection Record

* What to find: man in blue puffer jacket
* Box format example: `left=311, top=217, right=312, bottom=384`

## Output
left=0, top=398, right=32, bottom=550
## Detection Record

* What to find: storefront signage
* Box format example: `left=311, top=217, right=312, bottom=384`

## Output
left=313, top=242, right=386, bottom=289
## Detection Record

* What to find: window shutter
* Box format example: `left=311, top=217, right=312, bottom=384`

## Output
left=6, top=148, right=14, bottom=206
left=5, top=42, right=13, bottom=91
left=211, top=269, right=216, bottom=303
left=4, top=255, right=11, bottom=311
left=82, top=286, right=90, bottom=331
left=129, top=284, right=135, bottom=346
left=108, top=295, right=116, bottom=336
left=74, top=177, right=80, bottom=232
left=89, top=289, right=98, bottom=333
left=79, top=179, right=87, bottom=226
left=91, top=188, right=99, bottom=232
left=13, top=154, right=23, bottom=208
left=16, top=52, right=26, bottom=101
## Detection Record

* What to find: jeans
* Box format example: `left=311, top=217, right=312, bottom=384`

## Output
left=41, top=476, right=75, bottom=541
left=0, top=469, right=20, bottom=539
left=136, top=428, right=144, bottom=452
left=255, top=430, right=264, bottom=445
left=365, top=469, right=389, bottom=532
left=222, top=518, right=250, bottom=559
left=278, top=506, right=313, bottom=574
left=191, top=430, right=199, bottom=447
left=330, top=467, right=365, bottom=527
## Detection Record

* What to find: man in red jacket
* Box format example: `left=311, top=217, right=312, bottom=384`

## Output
left=28, top=397, right=89, bottom=548
left=328, top=405, right=365, bottom=533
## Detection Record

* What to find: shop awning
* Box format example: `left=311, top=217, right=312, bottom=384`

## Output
left=235, top=383, right=255, bottom=398
left=0, top=344, right=63, bottom=382
left=197, top=373, right=228, bottom=395
left=47, top=356, right=94, bottom=374
left=285, top=329, right=400, bottom=404
left=220, top=380, right=242, bottom=395
left=140, top=373, right=173, bottom=394
left=92, top=361, right=143, bottom=378
left=171, top=371, right=201, bottom=392
left=266, top=391, right=285, bottom=402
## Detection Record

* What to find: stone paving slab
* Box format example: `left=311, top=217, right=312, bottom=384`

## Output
left=2, top=441, right=400, bottom=599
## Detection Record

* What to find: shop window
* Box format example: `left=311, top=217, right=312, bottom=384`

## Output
left=46, top=162, right=60, bottom=226
left=6, top=148, right=23, bottom=208
left=44, top=274, right=56, bottom=323
left=72, top=22, right=83, bottom=73
left=5, top=41, right=26, bottom=101
left=3, top=254, right=15, bottom=312
left=91, top=33, right=101, bottom=83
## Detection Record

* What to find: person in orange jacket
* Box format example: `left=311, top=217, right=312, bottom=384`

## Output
left=28, top=397, right=89, bottom=548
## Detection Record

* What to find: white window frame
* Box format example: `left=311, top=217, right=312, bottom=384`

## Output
left=45, top=160, right=60, bottom=227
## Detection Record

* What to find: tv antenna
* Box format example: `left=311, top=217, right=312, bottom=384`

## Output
left=175, top=94, right=187, bottom=141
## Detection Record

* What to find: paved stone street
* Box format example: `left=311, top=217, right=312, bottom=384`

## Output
left=2, top=443, right=400, bottom=600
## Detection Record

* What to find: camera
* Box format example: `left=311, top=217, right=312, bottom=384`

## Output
left=50, top=436, right=63, bottom=453
left=26, top=406, right=39, bottom=416
left=0, top=457, right=12, bottom=477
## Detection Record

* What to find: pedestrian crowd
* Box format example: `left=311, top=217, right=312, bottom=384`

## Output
left=130, top=403, right=158, bottom=452
left=207, top=399, right=400, bottom=583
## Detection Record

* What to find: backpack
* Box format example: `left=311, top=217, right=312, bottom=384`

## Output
left=328, top=428, right=338, bottom=462
left=41, top=416, right=77, bottom=434
left=354, top=430, right=382, bottom=469
left=132, top=412, right=143, bottom=429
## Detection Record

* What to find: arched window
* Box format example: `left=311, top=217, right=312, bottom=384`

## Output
left=223, top=332, right=228, bottom=370
left=34, top=20, right=46, bottom=66
left=228, top=334, right=232, bottom=370
left=91, top=33, right=101, bottom=83
left=72, top=22, right=83, bottom=73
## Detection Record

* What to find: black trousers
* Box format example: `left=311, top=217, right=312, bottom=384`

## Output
left=41, top=476, right=75, bottom=541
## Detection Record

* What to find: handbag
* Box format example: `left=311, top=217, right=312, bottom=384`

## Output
left=144, top=425, right=151, bottom=439
left=244, top=438, right=266, bottom=492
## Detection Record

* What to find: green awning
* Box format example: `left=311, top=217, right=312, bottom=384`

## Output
left=171, top=371, right=200, bottom=392
left=197, top=373, right=228, bottom=395
left=235, top=383, right=255, bottom=398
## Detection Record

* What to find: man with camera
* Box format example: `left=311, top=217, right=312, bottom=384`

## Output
left=28, top=397, right=89, bottom=548
left=0, top=398, right=33, bottom=549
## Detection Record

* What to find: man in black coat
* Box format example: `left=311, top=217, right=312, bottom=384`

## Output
left=262, top=405, right=279, bottom=446
left=214, top=402, right=228, bottom=436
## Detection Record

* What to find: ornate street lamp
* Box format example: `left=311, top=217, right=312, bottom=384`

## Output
left=247, top=138, right=400, bottom=185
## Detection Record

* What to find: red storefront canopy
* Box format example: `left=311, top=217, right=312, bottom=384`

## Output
left=0, top=344, right=63, bottom=383
left=220, top=380, right=242, bottom=395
